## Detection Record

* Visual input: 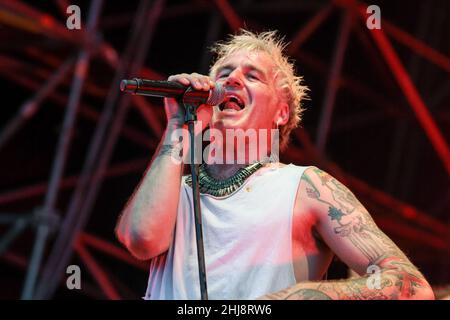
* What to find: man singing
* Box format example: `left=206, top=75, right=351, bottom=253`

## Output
left=115, top=30, right=434, bottom=300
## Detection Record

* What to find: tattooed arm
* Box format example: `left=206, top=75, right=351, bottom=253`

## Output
left=261, top=167, right=434, bottom=300
left=115, top=124, right=184, bottom=260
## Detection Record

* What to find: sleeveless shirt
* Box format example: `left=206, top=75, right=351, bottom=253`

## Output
left=144, top=163, right=309, bottom=299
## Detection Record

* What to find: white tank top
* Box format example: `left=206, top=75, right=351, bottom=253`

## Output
left=144, top=163, right=309, bottom=300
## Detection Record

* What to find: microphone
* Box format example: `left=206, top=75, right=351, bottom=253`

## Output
left=120, top=78, right=225, bottom=106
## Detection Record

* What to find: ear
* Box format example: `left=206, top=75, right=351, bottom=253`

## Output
left=274, top=102, right=289, bottom=126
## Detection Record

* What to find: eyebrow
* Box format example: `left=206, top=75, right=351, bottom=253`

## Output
left=215, top=63, right=268, bottom=80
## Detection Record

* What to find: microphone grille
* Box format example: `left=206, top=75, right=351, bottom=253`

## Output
left=207, top=83, right=225, bottom=106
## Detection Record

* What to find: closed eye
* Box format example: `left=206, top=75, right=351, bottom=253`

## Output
left=217, top=74, right=228, bottom=80
left=247, top=73, right=259, bottom=81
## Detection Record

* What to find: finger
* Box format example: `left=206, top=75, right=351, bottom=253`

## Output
left=189, top=73, right=211, bottom=90
left=168, top=74, right=190, bottom=86
left=202, top=78, right=210, bottom=90
left=198, top=76, right=212, bottom=90
left=191, top=78, right=203, bottom=90
left=179, top=77, right=190, bottom=86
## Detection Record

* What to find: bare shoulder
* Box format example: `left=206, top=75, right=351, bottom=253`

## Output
left=293, top=165, right=363, bottom=244
left=292, top=166, right=434, bottom=298
left=292, top=166, right=325, bottom=239
left=293, top=166, right=326, bottom=219
left=294, top=166, right=362, bottom=218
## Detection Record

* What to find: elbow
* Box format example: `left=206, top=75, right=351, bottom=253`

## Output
left=397, top=280, right=435, bottom=300
left=116, top=228, right=170, bottom=261
left=130, top=235, right=170, bottom=261
left=127, top=242, right=162, bottom=261
left=411, top=284, right=435, bottom=300
left=115, top=208, right=173, bottom=260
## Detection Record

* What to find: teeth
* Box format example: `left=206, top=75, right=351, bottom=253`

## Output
left=226, top=102, right=241, bottom=111
left=219, top=95, right=245, bottom=111
left=219, top=102, right=239, bottom=111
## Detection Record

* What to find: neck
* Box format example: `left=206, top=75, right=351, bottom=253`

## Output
left=204, top=163, right=247, bottom=180
left=204, top=146, right=276, bottom=180
left=205, top=128, right=279, bottom=179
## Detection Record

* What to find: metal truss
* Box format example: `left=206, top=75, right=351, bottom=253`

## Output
left=0, top=0, right=448, bottom=299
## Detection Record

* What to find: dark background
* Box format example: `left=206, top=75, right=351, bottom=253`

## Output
left=0, top=0, right=449, bottom=299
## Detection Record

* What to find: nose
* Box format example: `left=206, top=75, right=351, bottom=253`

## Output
left=224, top=69, right=244, bottom=89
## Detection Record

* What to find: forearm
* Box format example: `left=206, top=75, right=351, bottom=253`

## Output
left=286, top=168, right=435, bottom=300
left=262, top=274, right=396, bottom=300
left=116, top=124, right=184, bottom=258
left=262, top=263, right=434, bottom=300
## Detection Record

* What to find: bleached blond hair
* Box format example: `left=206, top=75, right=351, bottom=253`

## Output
left=209, top=29, right=308, bottom=151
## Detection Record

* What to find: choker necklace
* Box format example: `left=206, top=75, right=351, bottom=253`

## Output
left=185, top=162, right=264, bottom=197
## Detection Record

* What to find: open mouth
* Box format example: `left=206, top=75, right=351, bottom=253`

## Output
left=219, top=95, right=245, bottom=112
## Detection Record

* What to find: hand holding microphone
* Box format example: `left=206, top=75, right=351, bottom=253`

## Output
left=120, top=74, right=225, bottom=105
left=120, top=73, right=224, bottom=129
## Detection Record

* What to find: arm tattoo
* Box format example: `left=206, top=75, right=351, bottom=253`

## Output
left=262, top=288, right=332, bottom=300
left=302, top=168, right=404, bottom=263
left=284, top=289, right=333, bottom=300
left=293, top=167, right=430, bottom=299
left=158, top=144, right=182, bottom=158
